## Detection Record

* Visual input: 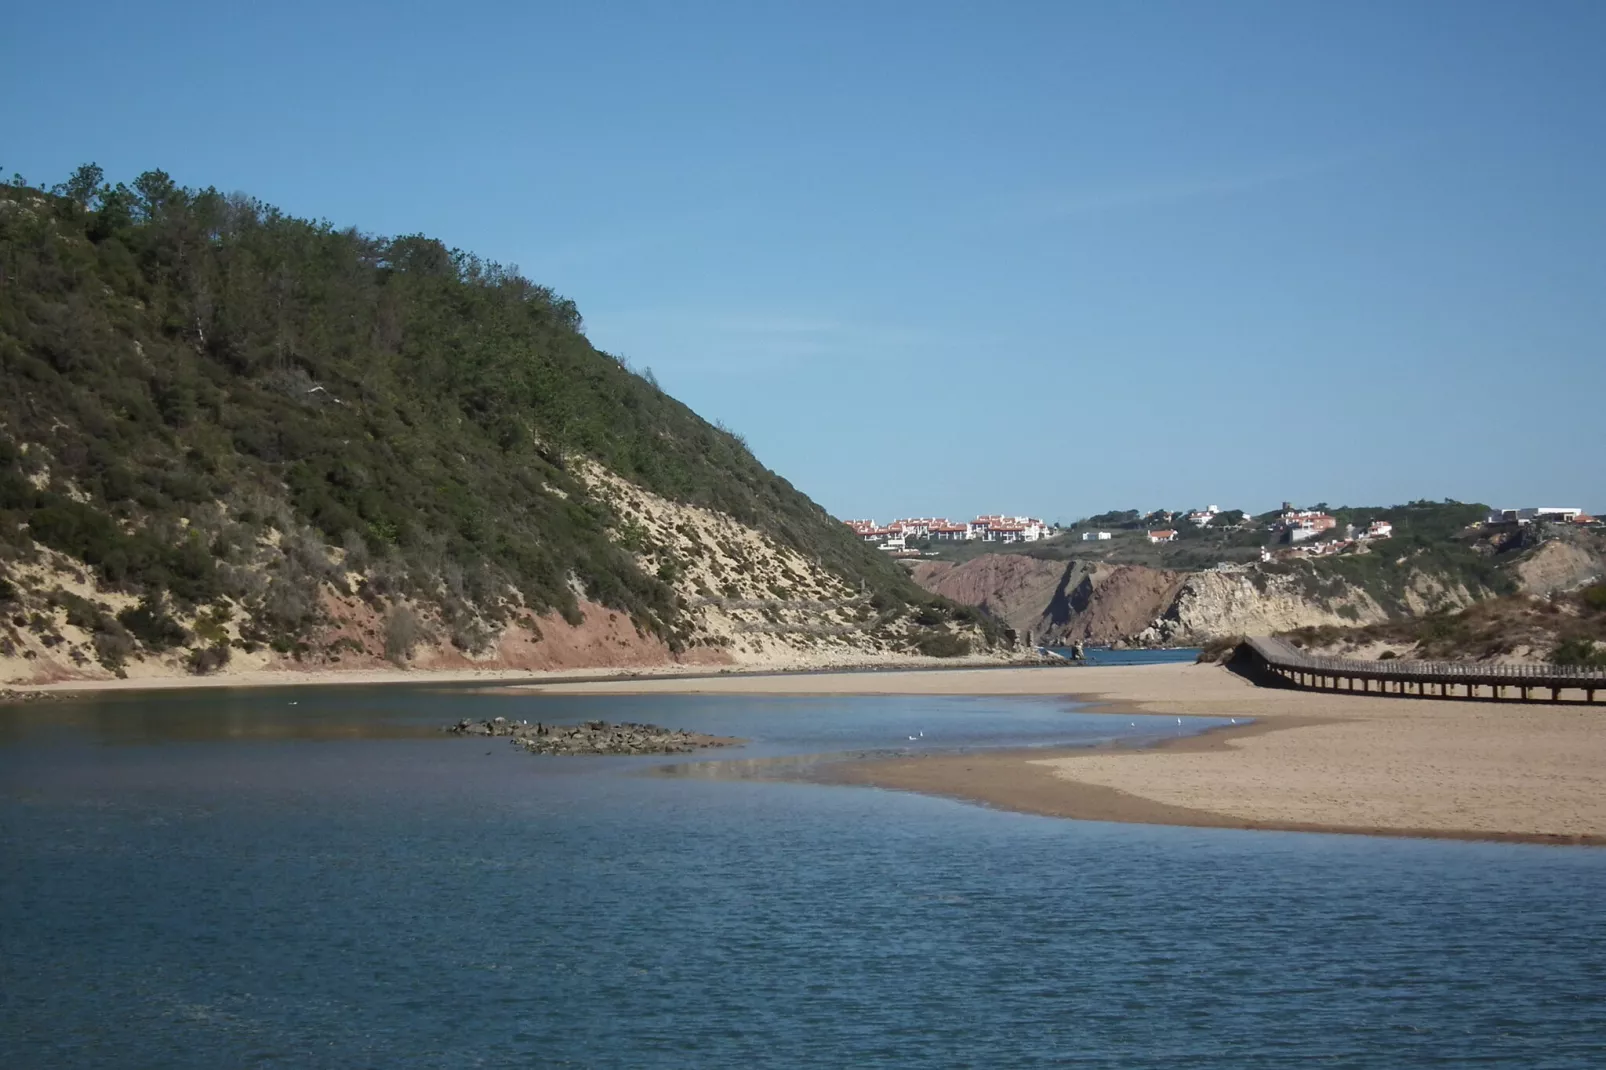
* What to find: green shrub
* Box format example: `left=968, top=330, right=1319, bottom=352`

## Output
left=915, top=632, right=970, bottom=658
left=116, top=593, right=189, bottom=651
left=1195, top=635, right=1244, bottom=664
left=185, top=642, right=232, bottom=675
left=1550, top=637, right=1606, bottom=668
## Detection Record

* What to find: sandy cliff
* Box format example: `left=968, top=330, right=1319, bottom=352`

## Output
left=912, top=552, right=1508, bottom=645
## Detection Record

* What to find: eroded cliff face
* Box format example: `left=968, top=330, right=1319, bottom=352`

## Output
left=1137, top=571, right=1388, bottom=645
left=1513, top=541, right=1604, bottom=597
left=1042, top=564, right=1189, bottom=644
left=910, top=557, right=1066, bottom=639
left=913, top=554, right=1477, bottom=646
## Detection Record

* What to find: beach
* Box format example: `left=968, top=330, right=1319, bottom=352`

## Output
left=531, top=663, right=1606, bottom=845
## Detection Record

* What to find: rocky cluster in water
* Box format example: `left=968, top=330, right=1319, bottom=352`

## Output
left=0, top=688, right=56, bottom=703
left=443, top=717, right=743, bottom=755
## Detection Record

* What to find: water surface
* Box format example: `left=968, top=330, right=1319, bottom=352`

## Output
left=2, top=687, right=1603, bottom=1067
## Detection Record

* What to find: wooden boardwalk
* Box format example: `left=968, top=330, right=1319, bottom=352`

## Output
left=1240, top=636, right=1606, bottom=705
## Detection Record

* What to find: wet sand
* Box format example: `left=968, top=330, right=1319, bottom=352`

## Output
left=541, top=663, right=1606, bottom=845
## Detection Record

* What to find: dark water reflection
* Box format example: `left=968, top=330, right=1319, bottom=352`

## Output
left=2, top=686, right=1604, bottom=1068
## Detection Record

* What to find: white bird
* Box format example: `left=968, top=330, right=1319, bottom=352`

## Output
left=918, top=731, right=924, bottom=738
left=1176, top=717, right=1182, bottom=725
left=908, top=735, right=918, bottom=741
left=1230, top=718, right=1237, bottom=724
left=289, top=701, right=298, bottom=706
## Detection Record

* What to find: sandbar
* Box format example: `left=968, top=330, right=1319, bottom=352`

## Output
left=19, top=658, right=1605, bottom=845
left=539, top=662, right=1606, bottom=845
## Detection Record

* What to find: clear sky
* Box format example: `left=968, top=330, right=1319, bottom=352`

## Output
left=4, top=1, right=1603, bottom=522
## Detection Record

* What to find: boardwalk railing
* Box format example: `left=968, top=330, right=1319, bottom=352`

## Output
left=1241, top=637, right=1605, bottom=703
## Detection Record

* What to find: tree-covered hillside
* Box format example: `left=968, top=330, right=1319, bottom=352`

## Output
left=0, top=165, right=933, bottom=666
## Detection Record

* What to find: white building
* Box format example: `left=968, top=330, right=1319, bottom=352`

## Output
left=1081, top=531, right=1112, bottom=541
left=1147, top=529, right=1178, bottom=544
left=972, top=515, right=1049, bottom=543
left=1492, top=507, right=1582, bottom=525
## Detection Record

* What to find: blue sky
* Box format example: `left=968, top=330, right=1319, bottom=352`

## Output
left=4, top=1, right=1603, bottom=522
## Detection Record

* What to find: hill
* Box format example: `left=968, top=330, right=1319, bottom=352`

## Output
left=0, top=166, right=1000, bottom=682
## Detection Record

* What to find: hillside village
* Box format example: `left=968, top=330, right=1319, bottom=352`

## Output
left=845, top=516, right=1053, bottom=551
left=856, top=500, right=1601, bottom=567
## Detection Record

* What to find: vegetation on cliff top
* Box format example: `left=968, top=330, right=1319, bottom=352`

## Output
left=930, top=499, right=1512, bottom=608
left=0, top=165, right=949, bottom=667
left=1281, top=583, right=1606, bottom=666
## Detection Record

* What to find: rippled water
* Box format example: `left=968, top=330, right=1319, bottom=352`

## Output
left=2, top=686, right=1604, bottom=1067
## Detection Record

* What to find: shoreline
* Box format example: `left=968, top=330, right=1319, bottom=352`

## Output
left=534, top=662, right=1606, bottom=847
left=7, top=654, right=1059, bottom=697
left=812, top=720, right=1606, bottom=848
left=9, top=658, right=1602, bottom=847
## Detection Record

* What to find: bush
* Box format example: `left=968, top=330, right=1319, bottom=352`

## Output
left=384, top=606, right=425, bottom=664
left=1550, top=636, right=1606, bottom=668
left=52, top=590, right=104, bottom=631
left=92, top=625, right=136, bottom=669
left=1195, top=635, right=1245, bottom=664
left=185, top=642, right=232, bottom=675
left=116, top=593, right=189, bottom=650
left=915, top=632, right=970, bottom=658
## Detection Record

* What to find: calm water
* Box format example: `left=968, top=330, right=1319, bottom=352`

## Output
left=1048, top=647, right=1202, bottom=667
left=2, top=684, right=1604, bottom=1068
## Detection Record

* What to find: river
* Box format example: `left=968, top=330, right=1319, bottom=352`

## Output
left=2, top=682, right=1603, bottom=1067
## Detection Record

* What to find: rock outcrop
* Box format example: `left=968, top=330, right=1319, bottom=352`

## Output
left=1514, top=540, right=1604, bottom=597
left=1044, top=563, right=1190, bottom=643
left=910, top=557, right=1066, bottom=640
left=445, top=717, right=743, bottom=755
left=1136, top=570, right=1387, bottom=645
left=914, top=554, right=1492, bottom=646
